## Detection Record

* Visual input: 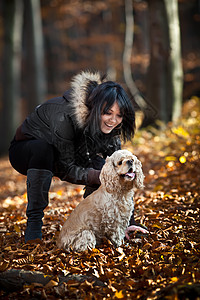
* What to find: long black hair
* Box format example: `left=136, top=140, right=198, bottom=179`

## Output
left=85, top=80, right=135, bottom=142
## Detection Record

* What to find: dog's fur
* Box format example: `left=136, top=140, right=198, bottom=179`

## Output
left=57, top=150, right=144, bottom=251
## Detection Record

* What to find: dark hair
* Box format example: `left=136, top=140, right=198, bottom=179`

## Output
left=85, top=80, right=135, bottom=142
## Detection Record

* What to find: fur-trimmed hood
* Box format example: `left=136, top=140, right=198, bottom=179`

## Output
left=66, top=70, right=106, bottom=129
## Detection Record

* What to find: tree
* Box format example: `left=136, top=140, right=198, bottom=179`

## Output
left=164, top=0, right=183, bottom=122
left=145, top=0, right=183, bottom=125
left=0, top=0, right=23, bottom=155
left=123, top=0, right=147, bottom=111
left=123, top=0, right=158, bottom=125
left=0, top=0, right=47, bottom=155
left=23, top=0, right=47, bottom=113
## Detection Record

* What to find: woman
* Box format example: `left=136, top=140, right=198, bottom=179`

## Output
left=9, top=70, right=145, bottom=243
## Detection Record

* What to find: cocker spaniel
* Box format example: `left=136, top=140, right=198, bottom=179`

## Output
left=57, top=149, right=146, bottom=252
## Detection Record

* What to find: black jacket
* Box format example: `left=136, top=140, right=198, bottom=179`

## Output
left=15, top=71, right=121, bottom=187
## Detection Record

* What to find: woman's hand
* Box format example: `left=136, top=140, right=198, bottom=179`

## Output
left=125, top=225, right=149, bottom=240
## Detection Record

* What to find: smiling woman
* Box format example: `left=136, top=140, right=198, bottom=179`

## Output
left=8, top=70, right=138, bottom=243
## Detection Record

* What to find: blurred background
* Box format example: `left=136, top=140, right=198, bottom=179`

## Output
left=0, top=0, right=200, bottom=155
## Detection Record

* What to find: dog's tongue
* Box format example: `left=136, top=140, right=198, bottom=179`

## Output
left=125, top=172, right=135, bottom=178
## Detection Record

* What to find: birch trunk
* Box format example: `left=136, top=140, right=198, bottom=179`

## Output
left=164, top=0, right=183, bottom=122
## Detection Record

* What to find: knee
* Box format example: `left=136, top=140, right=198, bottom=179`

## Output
left=31, top=140, right=53, bottom=157
left=29, top=140, right=55, bottom=170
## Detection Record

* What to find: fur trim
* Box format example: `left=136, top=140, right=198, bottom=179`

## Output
left=69, top=70, right=104, bottom=128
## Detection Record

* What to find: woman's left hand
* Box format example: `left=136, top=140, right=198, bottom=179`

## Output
left=125, top=225, right=149, bottom=240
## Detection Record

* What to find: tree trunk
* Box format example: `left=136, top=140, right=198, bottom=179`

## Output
left=146, top=0, right=170, bottom=125
left=23, top=0, right=46, bottom=114
left=123, top=0, right=158, bottom=127
left=145, top=0, right=183, bottom=126
left=123, top=0, right=147, bottom=111
left=164, top=0, right=183, bottom=122
left=0, top=0, right=23, bottom=155
left=103, top=9, right=117, bottom=81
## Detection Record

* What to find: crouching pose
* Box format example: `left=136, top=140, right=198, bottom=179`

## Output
left=9, top=70, right=146, bottom=243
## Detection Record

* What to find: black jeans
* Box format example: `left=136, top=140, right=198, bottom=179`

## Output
left=9, top=138, right=100, bottom=198
left=9, top=138, right=55, bottom=175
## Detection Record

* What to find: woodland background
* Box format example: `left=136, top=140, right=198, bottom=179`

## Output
left=0, top=0, right=200, bottom=154
left=0, top=0, right=200, bottom=299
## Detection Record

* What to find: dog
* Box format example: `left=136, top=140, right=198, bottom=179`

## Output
left=57, top=149, right=145, bottom=252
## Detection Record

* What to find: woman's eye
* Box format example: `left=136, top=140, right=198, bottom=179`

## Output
left=118, top=161, right=122, bottom=165
left=103, top=111, right=111, bottom=115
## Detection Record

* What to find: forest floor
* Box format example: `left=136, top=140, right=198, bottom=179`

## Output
left=0, top=97, right=199, bottom=300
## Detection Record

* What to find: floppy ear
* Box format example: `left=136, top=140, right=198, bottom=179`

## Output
left=135, top=158, right=145, bottom=189
left=99, top=156, right=120, bottom=194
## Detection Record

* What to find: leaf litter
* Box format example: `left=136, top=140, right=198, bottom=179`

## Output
left=0, top=97, right=199, bottom=299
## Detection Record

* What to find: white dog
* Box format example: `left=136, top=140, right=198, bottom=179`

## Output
left=57, top=150, right=146, bottom=252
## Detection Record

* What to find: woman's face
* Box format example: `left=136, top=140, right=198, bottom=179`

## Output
left=100, top=101, right=123, bottom=134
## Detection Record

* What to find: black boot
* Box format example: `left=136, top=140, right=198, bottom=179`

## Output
left=25, top=169, right=53, bottom=243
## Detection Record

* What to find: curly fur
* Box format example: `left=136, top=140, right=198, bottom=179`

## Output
left=57, top=150, right=144, bottom=252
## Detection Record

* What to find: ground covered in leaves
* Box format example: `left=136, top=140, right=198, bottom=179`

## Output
left=0, top=97, right=199, bottom=299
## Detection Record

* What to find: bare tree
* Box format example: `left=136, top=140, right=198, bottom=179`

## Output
left=123, top=0, right=147, bottom=111
left=146, top=0, right=183, bottom=125
left=0, top=0, right=47, bottom=155
left=164, top=0, right=183, bottom=122
left=23, top=0, right=46, bottom=113
left=1, top=0, right=23, bottom=155
left=123, top=0, right=158, bottom=126
left=146, top=0, right=170, bottom=124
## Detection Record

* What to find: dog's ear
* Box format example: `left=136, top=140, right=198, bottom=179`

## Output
left=135, top=158, right=145, bottom=189
left=99, top=156, right=119, bottom=193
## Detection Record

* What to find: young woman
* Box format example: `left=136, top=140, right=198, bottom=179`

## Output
left=9, top=70, right=146, bottom=243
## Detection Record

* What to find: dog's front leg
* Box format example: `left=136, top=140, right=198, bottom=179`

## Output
left=107, top=228, right=124, bottom=248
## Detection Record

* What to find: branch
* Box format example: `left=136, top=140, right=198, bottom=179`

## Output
left=0, top=269, right=105, bottom=292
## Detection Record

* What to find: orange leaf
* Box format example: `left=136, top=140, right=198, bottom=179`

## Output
left=115, top=290, right=124, bottom=299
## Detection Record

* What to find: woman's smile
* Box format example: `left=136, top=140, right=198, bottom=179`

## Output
left=100, top=102, right=123, bottom=134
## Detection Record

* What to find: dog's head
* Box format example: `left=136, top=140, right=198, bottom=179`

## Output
left=100, top=149, right=144, bottom=194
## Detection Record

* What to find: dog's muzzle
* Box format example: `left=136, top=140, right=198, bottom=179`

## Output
left=124, top=169, right=136, bottom=179
left=122, top=160, right=136, bottom=179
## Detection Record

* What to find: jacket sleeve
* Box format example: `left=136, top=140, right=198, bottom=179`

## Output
left=54, top=138, right=100, bottom=186
left=51, top=115, right=100, bottom=186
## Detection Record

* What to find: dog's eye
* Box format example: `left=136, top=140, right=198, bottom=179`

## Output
left=118, top=160, right=122, bottom=165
